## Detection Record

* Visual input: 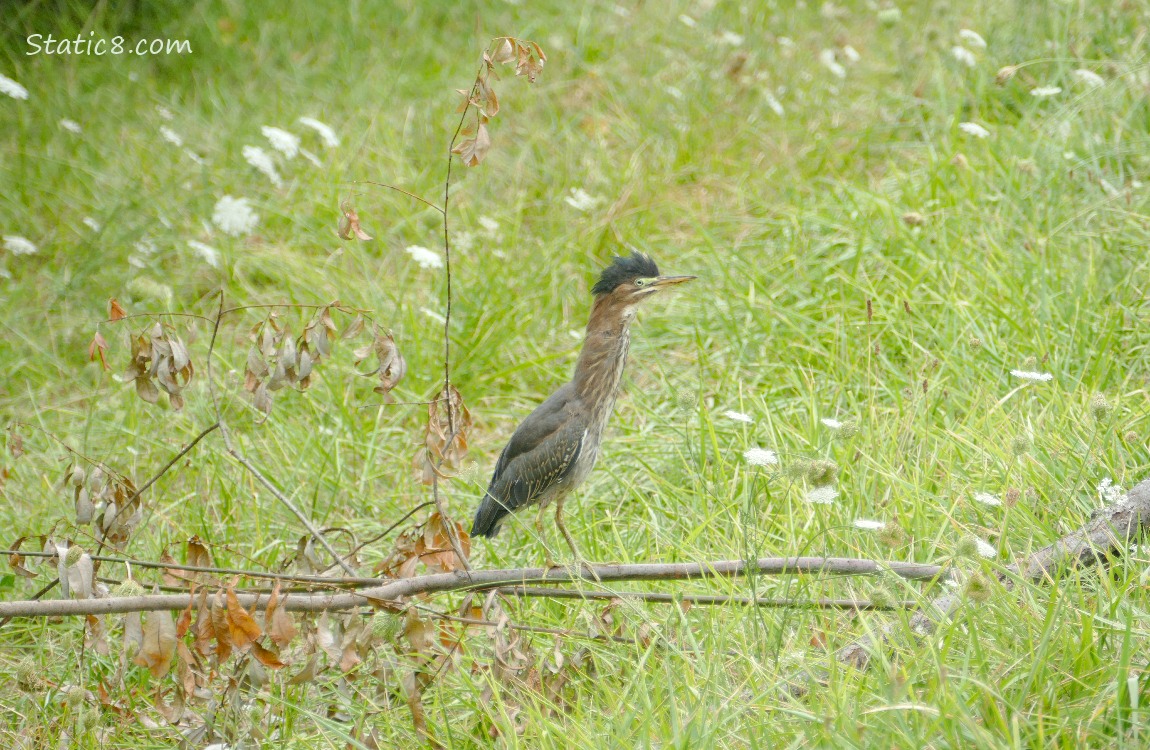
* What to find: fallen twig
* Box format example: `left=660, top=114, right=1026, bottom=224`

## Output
left=497, top=586, right=916, bottom=611
left=787, top=478, right=1150, bottom=697
left=0, top=556, right=943, bottom=618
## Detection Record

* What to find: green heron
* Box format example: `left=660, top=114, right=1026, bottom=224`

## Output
left=471, top=251, right=695, bottom=557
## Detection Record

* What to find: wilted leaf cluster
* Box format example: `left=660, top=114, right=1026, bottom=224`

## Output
left=64, top=463, right=142, bottom=547
left=451, top=37, right=546, bottom=167
left=122, top=322, right=195, bottom=410
left=415, top=385, right=472, bottom=484
left=376, top=511, right=471, bottom=578
left=353, top=324, right=407, bottom=398
left=244, top=306, right=340, bottom=416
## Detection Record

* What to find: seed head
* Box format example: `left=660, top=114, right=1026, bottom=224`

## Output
left=1089, top=393, right=1112, bottom=421
left=64, top=545, right=84, bottom=567
left=371, top=613, right=402, bottom=642
left=1011, top=434, right=1031, bottom=456
left=968, top=336, right=982, bottom=349
left=784, top=458, right=811, bottom=481
left=113, top=579, right=145, bottom=598
left=902, top=211, right=924, bottom=227
left=1125, top=431, right=1139, bottom=444
left=956, top=537, right=980, bottom=558
left=877, top=522, right=907, bottom=548
left=995, top=65, right=1019, bottom=85
left=806, top=459, right=839, bottom=487
left=964, top=572, right=993, bottom=603
left=1004, top=487, right=1021, bottom=506
left=837, top=419, right=859, bottom=440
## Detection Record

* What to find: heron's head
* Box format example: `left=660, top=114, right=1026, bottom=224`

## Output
left=591, top=251, right=695, bottom=307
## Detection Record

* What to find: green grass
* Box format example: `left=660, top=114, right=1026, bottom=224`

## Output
left=2, top=0, right=1150, bottom=746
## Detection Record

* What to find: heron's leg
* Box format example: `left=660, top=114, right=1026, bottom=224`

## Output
left=555, top=498, right=600, bottom=581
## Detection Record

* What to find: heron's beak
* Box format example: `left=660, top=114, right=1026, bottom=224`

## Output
left=650, top=275, right=697, bottom=289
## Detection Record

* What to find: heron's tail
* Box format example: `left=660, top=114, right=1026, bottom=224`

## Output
left=470, top=492, right=508, bottom=538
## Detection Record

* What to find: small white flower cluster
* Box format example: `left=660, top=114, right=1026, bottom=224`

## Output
left=959, top=122, right=991, bottom=139
left=1010, top=369, right=1053, bottom=382
left=159, top=126, right=184, bottom=147
left=405, top=245, right=444, bottom=270
left=973, top=492, right=1002, bottom=507
left=59, top=119, right=82, bottom=134
left=1098, top=477, right=1124, bottom=504
left=564, top=188, right=602, bottom=212
left=805, top=486, right=839, bottom=504
left=212, top=195, right=259, bottom=237
left=974, top=538, right=997, bottom=558
left=951, top=46, right=977, bottom=68
left=743, top=448, right=778, bottom=467
left=187, top=240, right=221, bottom=268
left=724, top=410, right=754, bottom=424
left=1030, top=86, right=1062, bottom=98
left=243, top=145, right=283, bottom=188
left=0, top=73, right=29, bottom=100
left=1072, top=69, right=1105, bottom=88
left=821, top=418, right=843, bottom=430
left=298, top=116, right=340, bottom=148
left=3, top=235, right=38, bottom=255
left=853, top=518, right=885, bottom=530
left=261, top=126, right=300, bottom=159
left=819, top=49, right=846, bottom=79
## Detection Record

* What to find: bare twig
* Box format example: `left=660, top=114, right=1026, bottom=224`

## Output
left=496, top=586, right=916, bottom=611
left=0, top=556, right=944, bottom=618
left=352, top=181, right=444, bottom=215
left=204, top=291, right=357, bottom=576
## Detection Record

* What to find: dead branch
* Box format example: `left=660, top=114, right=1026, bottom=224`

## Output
left=496, top=586, right=916, bottom=611
left=787, top=477, right=1150, bottom=697
left=0, top=555, right=943, bottom=618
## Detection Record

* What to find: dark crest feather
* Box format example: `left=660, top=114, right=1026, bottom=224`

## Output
left=591, top=252, right=660, bottom=295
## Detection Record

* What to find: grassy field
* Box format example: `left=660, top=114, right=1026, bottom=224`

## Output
left=2, top=0, right=1150, bottom=746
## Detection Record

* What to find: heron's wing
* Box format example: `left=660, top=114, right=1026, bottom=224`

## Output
left=488, top=384, right=585, bottom=511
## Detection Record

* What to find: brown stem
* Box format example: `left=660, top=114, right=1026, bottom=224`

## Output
left=0, top=556, right=946, bottom=618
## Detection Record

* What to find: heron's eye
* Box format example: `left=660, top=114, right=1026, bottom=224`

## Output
left=634, top=278, right=647, bottom=287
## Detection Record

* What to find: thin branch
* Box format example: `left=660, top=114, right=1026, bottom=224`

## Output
left=496, top=586, right=916, bottom=611
left=204, top=291, right=357, bottom=576
left=102, top=311, right=216, bottom=325
left=0, top=556, right=946, bottom=618
left=123, top=422, right=219, bottom=509
left=353, top=181, right=444, bottom=215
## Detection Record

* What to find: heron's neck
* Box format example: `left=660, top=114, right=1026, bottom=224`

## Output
left=572, top=296, right=634, bottom=406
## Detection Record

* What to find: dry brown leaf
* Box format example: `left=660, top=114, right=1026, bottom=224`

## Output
left=7, top=536, right=36, bottom=578
left=210, top=590, right=233, bottom=662
left=7, top=432, right=22, bottom=459
left=451, top=122, right=491, bottom=167
left=338, top=200, right=373, bottom=241
left=175, top=597, right=195, bottom=639
left=88, top=331, right=109, bottom=370
left=192, top=588, right=212, bottom=657
left=288, top=652, right=319, bottom=685
left=266, top=581, right=298, bottom=647
left=176, top=641, right=197, bottom=695
left=226, top=585, right=263, bottom=650
left=251, top=641, right=287, bottom=669
left=134, top=608, right=177, bottom=678
left=108, top=298, right=127, bottom=321
left=403, top=609, right=438, bottom=655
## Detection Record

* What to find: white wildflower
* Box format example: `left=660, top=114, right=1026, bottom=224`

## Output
left=211, top=195, right=259, bottom=237
left=1010, top=369, right=1053, bottom=382
left=478, top=216, right=500, bottom=234
left=678, top=14, right=697, bottom=27
left=842, top=45, right=860, bottom=63
left=1100, top=178, right=1120, bottom=197
left=0, top=73, right=29, bottom=100
left=159, top=126, right=183, bottom=147
left=821, top=418, right=843, bottom=430
left=664, top=85, right=684, bottom=100
left=973, top=492, right=1002, bottom=507
left=156, top=105, right=174, bottom=120
left=974, top=538, right=997, bottom=558
left=569, top=330, right=583, bottom=340
left=959, top=122, right=990, bottom=138
left=1098, top=477, right=1124, bottom=504
left=421, top=307, right=447, bottom=325
left=184, top=148, right=206, bottom=166
left=3, top=235, right=38, bottom=255
left=187, top=240, right=221, bottom=268
left=951, top=45, right=977, bottom=67
left=763, top=91, right=785, bottom=116
left=1072, top=69, right=1105, bottom=88
left=82, top=217, right=101, bottom=232
left=405, top=245, right=444, bottom=270
left=564, top=188, right=602, bottom=212
left=819, top=49, right=846, bottom=79
left=853, top=519, right=885, bottom=530
left=59, top=119, right=82, bottom=134
left=958, top=29, right=987, bottom=49
left=719, top=31, right=744, bottom=46
left=805, top=486, right=839, bottom=504
left=297, top=117, right=340, bottom=148
left=242, top=145, right=283, bottom=187
left=261, top=126, right=300, bottom=159
left=723, top=410, right=754, bottom=424
left=453, top=231, right=475, bottom=254
left=1030, top=86, right=1062, bottom=98
left=744, top=448, right=779, bottom=467
left=128, top=238, right=156, bottom=269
